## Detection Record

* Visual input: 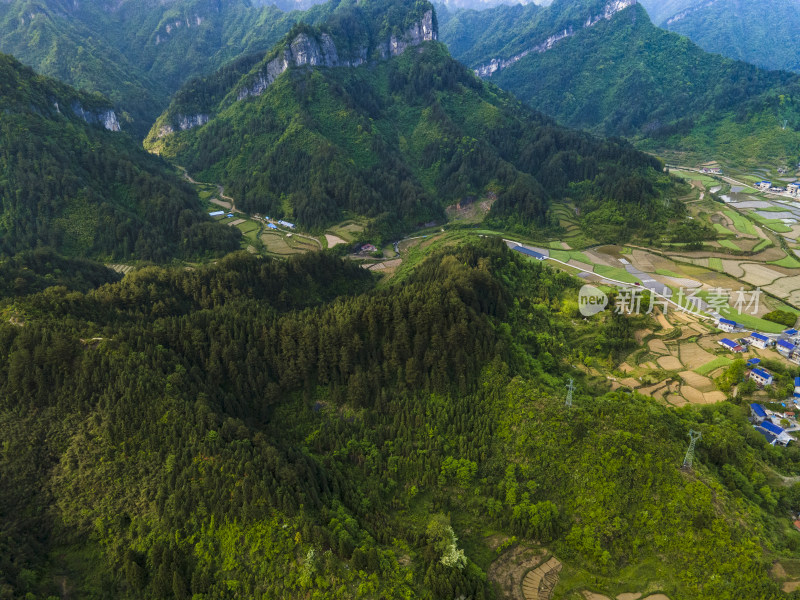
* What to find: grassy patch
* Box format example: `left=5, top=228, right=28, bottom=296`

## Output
left=594, top=265, right=640, bottom=284
left=718, top=239, right=740, bottom=251
left=709, top=258, right=724, bottom=271
left=695, top=356, right=733, bottom=376
left=770, top=254, right=800, bottom=268
left=752, top=239, right=772, bottom=253
left=722, top=209, right=757, bottom=236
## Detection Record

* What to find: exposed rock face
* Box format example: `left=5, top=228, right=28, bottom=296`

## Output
left=158, top=10, right=437, bottom=138
left=238, top=11, right=436, bottom=99
left=237, top=32, right=340, bottom=101
left=474, top=0, right=636, bottom=78
left=382, top=9, right=437, bottom=58
left=70, top=102, right=121, bottom=131
left=665, top=0, right=717, bottom=25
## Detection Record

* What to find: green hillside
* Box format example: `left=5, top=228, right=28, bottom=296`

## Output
left=440, top=0, right=800, bottom=166
left=2, top=239, right=800, bottom=599
left=0, top=0, right=332, bottom=136
left=0, top=53, right=240, bottom=261
left=640, top=0, right=800, bottom=74
left=147, top=0, right=691, bottom=243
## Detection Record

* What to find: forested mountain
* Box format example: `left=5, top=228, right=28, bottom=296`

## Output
left=147, top=0, right=686, bottom=242
left=0, top=53, right=240, bottom=261
left=2, top=240, right=799, bottom=599
left=639, top=0, right=800, bottom=74
left=0, top=0, right=335, bottom=136
left=439, top=0, right=800, bottom=165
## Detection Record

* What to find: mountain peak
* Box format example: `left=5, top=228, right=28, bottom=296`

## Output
left=150, top=0, right=438, bottom=140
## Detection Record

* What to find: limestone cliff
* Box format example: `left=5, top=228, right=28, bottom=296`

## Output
left=156, top=9, right=437, bottom=138
left=70, top=101, right=121, bottom=132
left=474, top=0, right=636, bottom=78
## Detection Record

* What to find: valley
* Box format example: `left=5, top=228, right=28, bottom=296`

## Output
left=7, top=0, right=800, bottom=599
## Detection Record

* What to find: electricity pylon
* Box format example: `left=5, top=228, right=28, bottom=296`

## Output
left=565, top=378, right=575, bottom=408
left=682, top=430, right=702, bottom=470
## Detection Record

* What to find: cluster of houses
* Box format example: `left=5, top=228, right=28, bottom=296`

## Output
left=756, top=180, right=800, bottom=196
left=715, top=317, right=800, bottom=364
left=700, top=167, right=722, bottom=175
left=750, top=402, right=796, bottom=446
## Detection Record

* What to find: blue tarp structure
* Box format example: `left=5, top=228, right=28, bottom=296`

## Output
left=512, top=246, right=546, bottom=260
left=267, top=223, right=278, bottom=230
left=209, top=210, right=224, bottom=217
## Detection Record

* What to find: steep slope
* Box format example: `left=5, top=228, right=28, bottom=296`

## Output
left=1, top=241, right=797, bottom=599
left=440, top=0, right=800, bottom=165
left=0, top=53, right=240, bottom=261
left=640, top=0, right=800, bottom=74
left=0, top=0, right=331, bottom=136
left=147, top=0, right=683, bottom=242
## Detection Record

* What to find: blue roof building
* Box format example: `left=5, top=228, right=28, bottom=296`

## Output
left=756, top=427, right=778, bottom=444
left=512, top=246, right=546, bottom=260
left=785, top=329, right=798, bottom=336
left=719, top=338, right=744, bottom=352
left=209, top=210, right=225, bottom=217
left=761, top=421, right=785, bottom=436
left=778, top=339, right=796, bottom=355
left=747, top=357, right=761, bottom=366
left=751, top=367, right=774, bottom=386
left=750, top=403, right=768, bottom=419
left=267, top=223, right=278, bottom=230
left=751, top=333, right=769, bottom=342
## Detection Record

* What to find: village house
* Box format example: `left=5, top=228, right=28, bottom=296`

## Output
left=788, top=183, right=800, bottom=197
left=794, top=377, right=800, bottom=400
left=749, top=332, right=771, bottom=350
left=750, top=367, right=774, bottom=387
left=755, top=420, right=793, bottom=446
left=757, top=181, right=772, bottom=191
left=777, top=339, right=796, bottom=357
left=719, top=338, right=745, bottom=353
left=750, top=403, right=768, bottom=423
left=716, top=318, right=740, bottom=333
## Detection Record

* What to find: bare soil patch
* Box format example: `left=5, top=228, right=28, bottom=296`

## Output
left=740, top=263, right=785, bottom=286
left=487, top=545, right=546, bottom=600
left=678, top=344, right=716, bottom=370
left=582, top=592, right=612, bottom=600
left=657, top=356, right=683, bottom=371
left=643, top=595, right=671, bottom=600
left=325, top=233, right=346, bottom=247
left=209, top=197, right=231, bottom=210
left=720, top=260, right=745, bottom=277
left=679, top=371, right=714, bottom=392
left=681, top=386, right=706, bottom=404
left=764, top=275, right=800, bottom=304
left=568, top=259, right=595, bottom=272
left=617, top=594, right=642, bottom=600
left=704, top=391, right=727, bottom=403
left=783, top=581, right=800, bottom=593
left=228, top=218, right=246, bottom=227
left=648, top=339, right=669, bottom=354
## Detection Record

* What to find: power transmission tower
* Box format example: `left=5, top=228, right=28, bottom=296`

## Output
left=565, top=378, right=575, bottom=408
left=682, top=430, right=702, bottom=470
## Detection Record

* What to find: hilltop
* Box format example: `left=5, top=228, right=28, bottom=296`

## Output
left=0, top=0, right=334, bottom=136
left=0, top=53, right=240, bottom=262
left=146, top=0, right=690, bottom=243
left=439, top=0, right=800, bottom=166
left=639, top=0, right=800, bottom=74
